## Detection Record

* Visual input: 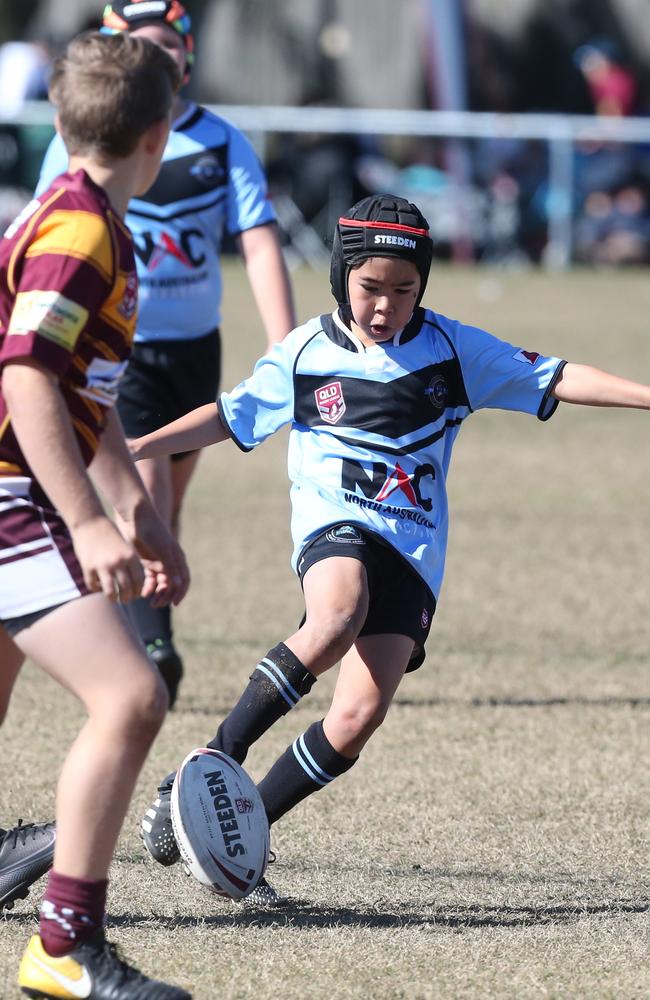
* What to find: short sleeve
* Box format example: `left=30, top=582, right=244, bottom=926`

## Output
left=226, top=126, right=277, bottom=236
left=1, top=208, right=113, bottom=377
left=451, top=321, right=565, bottom=421
left=218, top=338, right=297, bottom=450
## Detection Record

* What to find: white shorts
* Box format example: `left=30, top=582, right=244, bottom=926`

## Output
left=0, top=478, right=89, bottom=634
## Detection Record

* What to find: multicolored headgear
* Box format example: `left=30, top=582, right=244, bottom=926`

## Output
left=102, top=1, right=194, bottom=83
left=330, top=194, right=434, bottom=307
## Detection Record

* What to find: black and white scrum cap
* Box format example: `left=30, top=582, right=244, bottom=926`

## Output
left=330, top=193, right=434, bottom=306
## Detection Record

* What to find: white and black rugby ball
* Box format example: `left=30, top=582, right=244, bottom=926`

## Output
left=171, top=747, right=270, bottom=900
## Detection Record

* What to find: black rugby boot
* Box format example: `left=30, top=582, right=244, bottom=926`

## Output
left=0, top=820, right=56, bottom=910
left=141, top=772, right=180, bottom=866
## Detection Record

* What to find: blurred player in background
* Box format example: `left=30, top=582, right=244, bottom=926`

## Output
left=132, top=192, right=650, bottom=906
left=37, top=0, right=296, bottom=707
left=0, top=30, right=192, bottom=998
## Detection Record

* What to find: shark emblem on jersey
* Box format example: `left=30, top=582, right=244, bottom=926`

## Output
left=326, top=525, right=364, bottom=544
left=425, top=375, right=448, bottom=409
left=190, top=154, right=225, bottom=185
left=315, top=381, right=346, bottom=424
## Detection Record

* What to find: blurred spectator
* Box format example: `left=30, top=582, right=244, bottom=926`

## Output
left=573, top=37, right=638, bottom=116
left=574, top=179, right=650, bottom=265
left=0, top=39, right=51, bottom=117
left=570, top=36, right=647, bottom=265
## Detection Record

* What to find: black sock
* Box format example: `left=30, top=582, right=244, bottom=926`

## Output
left=126, top=598, right=172, bottom=647
left=207, top=643, right=315, bottom=764
left=257, top=719, right=357, bottom=825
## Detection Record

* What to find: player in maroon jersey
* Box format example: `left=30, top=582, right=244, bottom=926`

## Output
left=0, top=30, right=192, bottom=1000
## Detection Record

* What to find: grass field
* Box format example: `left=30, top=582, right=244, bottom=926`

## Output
left=2, top=264, right=649, bottom=999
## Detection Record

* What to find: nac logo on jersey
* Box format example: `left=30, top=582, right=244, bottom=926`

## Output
left=315, top=381, right=346, bottom=424
left=342, top=459, right=436, bottom=527
left=134, top=230, right=205, bottom=271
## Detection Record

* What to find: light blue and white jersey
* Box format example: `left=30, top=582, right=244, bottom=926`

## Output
left=36, top=103, right=276, bottom=343
left=218, top=307, right=565, bottom=601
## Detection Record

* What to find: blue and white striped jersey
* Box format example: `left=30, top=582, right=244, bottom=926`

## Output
left=36, top=103, right=276, bottom=343
left=218, top=306, right=565, bottom=601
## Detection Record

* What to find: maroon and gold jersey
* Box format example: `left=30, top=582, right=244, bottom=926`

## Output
left=0, top=169, right=138, bottom=478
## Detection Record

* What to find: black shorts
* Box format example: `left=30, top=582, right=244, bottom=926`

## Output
left=297, top=524, right=436, bottom=672
left=117, top=329, right=221, bottom=461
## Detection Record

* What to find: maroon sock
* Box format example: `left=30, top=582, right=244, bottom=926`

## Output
left=39, top=870, right=108, bottom=958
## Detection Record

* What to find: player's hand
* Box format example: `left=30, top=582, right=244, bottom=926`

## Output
left=127, top=435, right=150, bottom=462
left=71, top=515, right=145, bottom=603
left=122, top=505, right=190, bottom=607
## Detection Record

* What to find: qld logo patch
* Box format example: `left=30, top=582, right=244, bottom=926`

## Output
left=315, top=381, right=346, bottom=424
left=513, top=349, right=540, bottom=365
left=118, top=272, right=138, bottom=321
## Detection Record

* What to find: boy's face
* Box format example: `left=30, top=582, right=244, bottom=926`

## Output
left=347, top=257, right=421, bottom=347
left=130, top=21, right=187, bottom=79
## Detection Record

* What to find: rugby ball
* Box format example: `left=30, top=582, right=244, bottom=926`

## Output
left=170, top=747, right=270, bottom=900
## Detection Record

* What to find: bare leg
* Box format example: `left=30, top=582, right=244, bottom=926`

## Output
left=323, top=632, right=415, bottom=757
left=132, top=451, right=202, bottom=539
left=169, top=450, right=201, bottom=538
left=15, top=594, right=168, bottom=879
left=284, top=556, right=370, bottom=674
left=121, top=453, right=201, bottom=703
left=254, top=632, right=414, bottom=827
left=206, top=556, right=369, bottom=764
left=0, top=626, right=24, bottom=726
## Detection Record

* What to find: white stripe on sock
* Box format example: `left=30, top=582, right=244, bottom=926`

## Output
left=260, top=657, right=301, bottom=703
left=292, top=739, right=327, bottom=785
left=256, top=663, right=297, bottom=707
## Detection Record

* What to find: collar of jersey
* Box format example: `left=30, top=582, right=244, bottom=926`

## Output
left=326, top=307, right=424, bottom=352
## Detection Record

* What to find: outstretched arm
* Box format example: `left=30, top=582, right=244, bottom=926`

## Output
left=129, top=402, right=229, bottom=461
left=552, top=363, right=650, bottom=408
